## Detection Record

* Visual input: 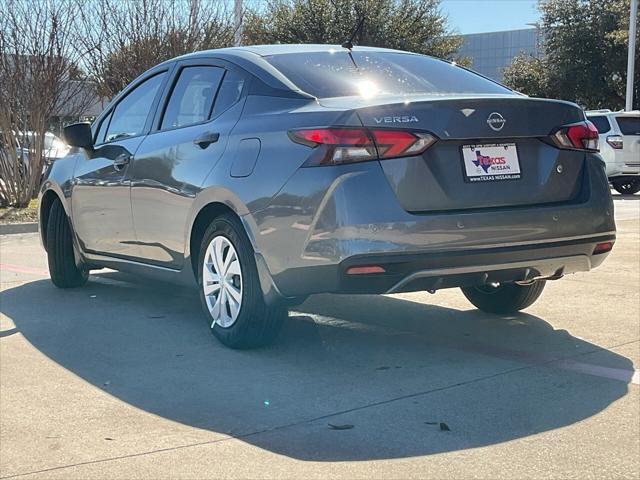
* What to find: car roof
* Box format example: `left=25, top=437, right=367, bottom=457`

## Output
left=587, top=109, right=640, bottom=117
left=614, top=111, right=640, bottom=117
left=174, top=44, right=413, bottom=61
left=155, top=44, right=420, bottom=98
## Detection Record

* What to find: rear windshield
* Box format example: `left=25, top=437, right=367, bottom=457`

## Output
left=265, top=51, right=512, bottom=98
left=588, top=116, right=611, bottom=133
left=616, top=116, right=640, bottom=135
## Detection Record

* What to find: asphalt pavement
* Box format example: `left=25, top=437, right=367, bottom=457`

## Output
left=0, top=193, right=638, bottom=479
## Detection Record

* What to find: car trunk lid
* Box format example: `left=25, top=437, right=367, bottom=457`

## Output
left=321, top=95, right=588, bottom=212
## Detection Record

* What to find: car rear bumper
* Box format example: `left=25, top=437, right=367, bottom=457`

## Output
left=341, top=234, right=613, bottom=294
left=248, top=155, right=615, bottom=298
left=610, top=171, right=640, bottom=178
left=607, top=155, right=640, bottom=178
left=259, top=234, right=614, bottom=297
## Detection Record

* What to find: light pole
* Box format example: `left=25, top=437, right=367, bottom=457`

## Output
left=626, top=0, right=637, bottom=111
left=234, top=0, right=243, bottom=47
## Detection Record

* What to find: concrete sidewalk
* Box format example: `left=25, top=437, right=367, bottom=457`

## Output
left=0, top=195, right=638, bottom=479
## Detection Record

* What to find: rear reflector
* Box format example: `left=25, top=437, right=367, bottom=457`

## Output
left=593, top=241, right=614, bottom=254
left=346, top=265, right=386, bottom=275
left=552, top=120, right=599, bottom=151
left=289, top=127, right=436, bottom=166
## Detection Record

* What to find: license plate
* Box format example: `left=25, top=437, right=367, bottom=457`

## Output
left=461, top=143, right=521, bottom=182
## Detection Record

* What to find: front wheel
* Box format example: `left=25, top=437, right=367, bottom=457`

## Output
left=197, top=214, right=285, bottom=349
left=461, top=280, right=546, bottom=314
left=46, top=199, right=89, bottom=288
left=612, top=179, right=640, bottom=195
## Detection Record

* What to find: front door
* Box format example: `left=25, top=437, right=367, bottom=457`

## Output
left=72, top=71, right=168, bottom=257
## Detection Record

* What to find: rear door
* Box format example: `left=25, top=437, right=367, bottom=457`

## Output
left=614, top=114, right=640, bottom=170
left=129, top=59, right=247, bottom=268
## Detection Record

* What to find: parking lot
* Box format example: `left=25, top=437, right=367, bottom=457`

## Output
left=0, top=193, right=638, bottom=479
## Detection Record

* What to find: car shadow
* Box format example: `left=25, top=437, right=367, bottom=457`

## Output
left=1, top=271, right=634, bottom=462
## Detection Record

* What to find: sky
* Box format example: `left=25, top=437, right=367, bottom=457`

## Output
left=440, top=0, right=541, bottom=35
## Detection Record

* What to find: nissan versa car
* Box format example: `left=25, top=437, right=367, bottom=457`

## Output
left=39, top=45, right=616, bottom=348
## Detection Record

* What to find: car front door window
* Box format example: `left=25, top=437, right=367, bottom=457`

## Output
left=106, top=72, right=167, bottom=142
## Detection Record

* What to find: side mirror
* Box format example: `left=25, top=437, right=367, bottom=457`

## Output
left=63, top=122, right=93, bottom=149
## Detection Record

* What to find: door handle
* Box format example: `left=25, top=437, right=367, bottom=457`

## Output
left=113, top=152, right=131, bottom=170
left=193, top=131, right=220, bottom=149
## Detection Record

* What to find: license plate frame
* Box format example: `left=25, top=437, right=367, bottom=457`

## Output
left=460, top=143, right=522, bottom=183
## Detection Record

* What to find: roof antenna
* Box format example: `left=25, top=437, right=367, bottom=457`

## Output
left=341, top=15, right=365, bottom=50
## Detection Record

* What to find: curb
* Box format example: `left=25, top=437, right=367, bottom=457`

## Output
left=0, top=223, right=39, bottom=235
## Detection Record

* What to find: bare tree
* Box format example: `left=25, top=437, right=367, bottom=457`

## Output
left=0, top=0, right=234, bottom=208
left=78, top=0, right=236, bottom=99
left=0, top=0, right=95, bottom=207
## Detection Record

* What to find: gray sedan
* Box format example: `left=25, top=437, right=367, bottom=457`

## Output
left=39, top=45, right=615, bottom=348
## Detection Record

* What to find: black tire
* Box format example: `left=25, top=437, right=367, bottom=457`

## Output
left=612, top=179, right=640, bottom=195
left=197, top=213, right=285, bottom=349
left=46, top=199, right=88, bottom=288
left=461, top=280, right=546, bottom=314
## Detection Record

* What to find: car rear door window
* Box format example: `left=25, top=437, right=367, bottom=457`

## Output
left=106, top=72, right=167, bottom=142
left=589, top=116, right=611, bottom=134
left=161, top=66, right=225, bottom=130
left=616, top=116, right=640, bottom=135
left=211, top=70, right=245, bottom=118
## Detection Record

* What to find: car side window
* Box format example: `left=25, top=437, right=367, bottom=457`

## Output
left=589, top=116, right=611, bottom=134
left=161, top=66, right=225, bottom=130
left=105, top=72, right=167, bottom=142
left=94, top=112, right=112, bottom=145
left=211, top=70, right=245, bottom=118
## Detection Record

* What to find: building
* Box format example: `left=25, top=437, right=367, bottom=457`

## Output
left=458, top=28, right=541, bottom=82
left=2, top=54, right=107, bottom=137
left=48, top=80, right=108, bottom=137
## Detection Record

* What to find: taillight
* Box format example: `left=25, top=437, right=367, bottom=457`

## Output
left=606, top=135, right=623, bottom=149
left=552, top=120, right=599, bottom=152
left=289, top=128, right=436, bottom=166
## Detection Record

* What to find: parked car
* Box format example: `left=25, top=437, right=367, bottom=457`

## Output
left=0, top=134, right=28, bottom=179
left=39, top=45, right=616, bottom=348
left=18, top=131, right=70, bottom=166
left=586, top=109, right=640, bottom=194
left=2, top=131, right=70, bottom=183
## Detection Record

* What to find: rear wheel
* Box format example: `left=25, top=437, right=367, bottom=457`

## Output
left=461, top=280, right=546, bottom=314
left=46, top=199, right=88, bottom=288
left=612, top=178, right=640, bottom=195
left=197, top=214, right=285, bottom=349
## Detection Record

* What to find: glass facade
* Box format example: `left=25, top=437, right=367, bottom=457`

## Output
left=458, top=28, right=541, bottom=82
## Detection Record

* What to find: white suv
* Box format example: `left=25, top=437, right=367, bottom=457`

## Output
left=586, top=110, right=640, bottom=194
